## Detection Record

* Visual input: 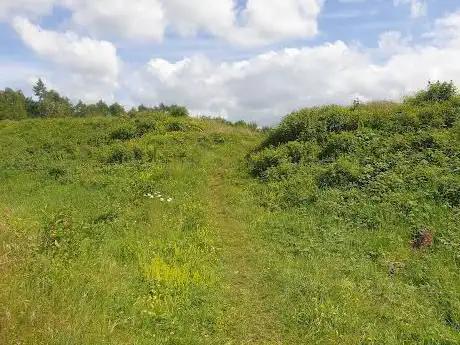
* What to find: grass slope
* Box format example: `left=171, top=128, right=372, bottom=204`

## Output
left=247, top=100, right=460, bottom=344
left=0, top=115, right=262, bottom=344
left=1, top=99, right=460, bottom=344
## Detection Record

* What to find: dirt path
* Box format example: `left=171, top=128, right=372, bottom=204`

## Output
left=207, top=160, right=284, bottom=344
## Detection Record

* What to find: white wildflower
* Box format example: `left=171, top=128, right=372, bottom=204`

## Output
left=160, top=198, right=165, bottom=202
left=167, top=198, right=173, bottom=202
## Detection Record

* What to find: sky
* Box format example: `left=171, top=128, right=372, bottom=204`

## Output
left=0, top=0, right=460, bottom=124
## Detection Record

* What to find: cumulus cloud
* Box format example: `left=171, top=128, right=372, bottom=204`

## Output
left=12, top=17, right=120, bottom=101
left=0, top=0, right=57, bottom=19
left=1, top=0, right=324, bottom=46
left=124, top=11, right=460, bottom=124
left=394, top=0, right=426, bottom=18
left=162, top=0, right=236, bottom=37
left=232, top=0, right=323, bottom=45
left=64, top=0, right=166, bottom=42
left=4, top=0, right=460, bottom=124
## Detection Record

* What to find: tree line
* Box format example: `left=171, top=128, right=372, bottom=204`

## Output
left=0, top=79, right=189, bottom=120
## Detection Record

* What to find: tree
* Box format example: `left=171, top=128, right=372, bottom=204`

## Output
left=72, top=100, right=88, bottom=117
left=152, top=103, right=189, bottom=117
left=109, top=102, right=126, bottom=117
left=0, top=88, right=28, bottom=120
left=127, top=107, right=138, bottom=117
left=30, top=79, right=72, bottom=117
left=33, top=78, right=47, bottom=101
left=138, top=104, right=150, bottom=112
left=95, top=100, right=110, bottom=116
left=25, top=97, right=39, bottom=117
left=37, top=90, right=72, bottom=117
left=167, top=104, right=189, bottom=117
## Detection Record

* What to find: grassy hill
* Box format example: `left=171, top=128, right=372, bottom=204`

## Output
left=1, top=85, right=460, bottom=344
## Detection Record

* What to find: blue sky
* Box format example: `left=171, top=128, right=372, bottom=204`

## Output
left=1, top=0, right=460, bottom=123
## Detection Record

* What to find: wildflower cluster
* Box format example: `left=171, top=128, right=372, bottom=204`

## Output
left=144, top=191, right=173, bottom=203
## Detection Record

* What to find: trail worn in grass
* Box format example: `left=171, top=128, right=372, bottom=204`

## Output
left=208, top=159, right=284, bottom=344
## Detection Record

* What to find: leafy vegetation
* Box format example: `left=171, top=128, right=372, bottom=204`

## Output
left=246, top=81, right=460, bottom=343
left=0, top=79, right=191, bottom=119
left=1, top=81, right=460, bottom=344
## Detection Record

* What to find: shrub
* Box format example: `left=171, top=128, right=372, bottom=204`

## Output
left=318, top=133, right=356, bottom=161
left=319, top=105, right=358, bottom=133
left=248, top=147, right=289, bottom=178
left=407, top=81, right=458, bottom=105
left=106, top=145, right=132, bottom=164
left=316, top=159, right=362, bottom=189
left=133, top=146, right=144, bottom=161
left=167, top=120, right=185, bottom=132
left=110, top=126, right=136, bottom=141
left=135, top=120, right=156, bottom=136
left=436, top=178, right=460, bottom=207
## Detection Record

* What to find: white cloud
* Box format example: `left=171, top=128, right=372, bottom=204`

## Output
left=232, top=0, right=323, bottom=45
left=394, top=0, right=426, bottom=18
left=124, top=11, right=460, bottom=124
left=0, top=0, right=57, bottom=19
left=4, top=1, right=460, bottom=124
left=162, top=0, right=235, bottom=37
left=12, top=17, right=120, bottom=101
left=2, top=0, right=324, bottom=46
left=64, top=0, right=166, bottom=42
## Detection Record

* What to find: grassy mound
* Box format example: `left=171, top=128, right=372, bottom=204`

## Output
left=0, top=113, right=261, bottom=344
left=246, top=89, right=460, bottom=343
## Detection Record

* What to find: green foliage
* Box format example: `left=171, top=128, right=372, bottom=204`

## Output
left=109, top=102, right=126, bottom=117
left=0, top=88, right=28, bottom=120
left=245, top=87, right=460, bottom=344
left=409, top=80, right=459, bottom=105
left=32, top=78, right=47, bottom=100
left=166, top=104, right=189, bottom=117
left=2, top=82, right=460, bottom=345
left=0, top=114, right=262, bottom=344
left=109, top=125, right=137, bottom=141
left=0, top=80, right=193, bottom=120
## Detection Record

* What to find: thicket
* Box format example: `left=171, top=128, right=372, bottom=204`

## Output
left=248, top=81, right=460, bottom=214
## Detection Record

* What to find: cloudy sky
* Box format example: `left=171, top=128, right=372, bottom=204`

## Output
left=0, top=0, right=459, bottom=123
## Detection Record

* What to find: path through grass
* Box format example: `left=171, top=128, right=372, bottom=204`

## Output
left=208, top=157, right=284, bottom=344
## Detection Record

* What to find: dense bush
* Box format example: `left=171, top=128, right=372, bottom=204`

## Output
left=249, top=81, right=460, bottom=215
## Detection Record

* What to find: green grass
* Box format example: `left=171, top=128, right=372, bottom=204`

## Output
left=1, top=101, right=460, bottom=344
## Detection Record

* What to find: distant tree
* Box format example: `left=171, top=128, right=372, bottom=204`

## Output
left=0, top=88, right=28, bottom=120
left=25, top=97, right=39, bottom=117
left=30, top=79, right=73, bottom=117
left=138, top=104, right=150, bottom=112
left=33, top=78, right=47, bottom=101
left=127, top=107, right=138, bottom=117
left=73, top=100, right=88, bottom=117
left=167, top=104, right=189, bottom=117
left=38, top=90, right=73, bottom=117
left=152, top=103, right=189, bottom=117
left=84, top=104, right=100, bottom=117
left=352, top=97, right=362, bottom=110
left=95, top=100, right=110, bottom=116
left=109, top=102, right=126, bottom=117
